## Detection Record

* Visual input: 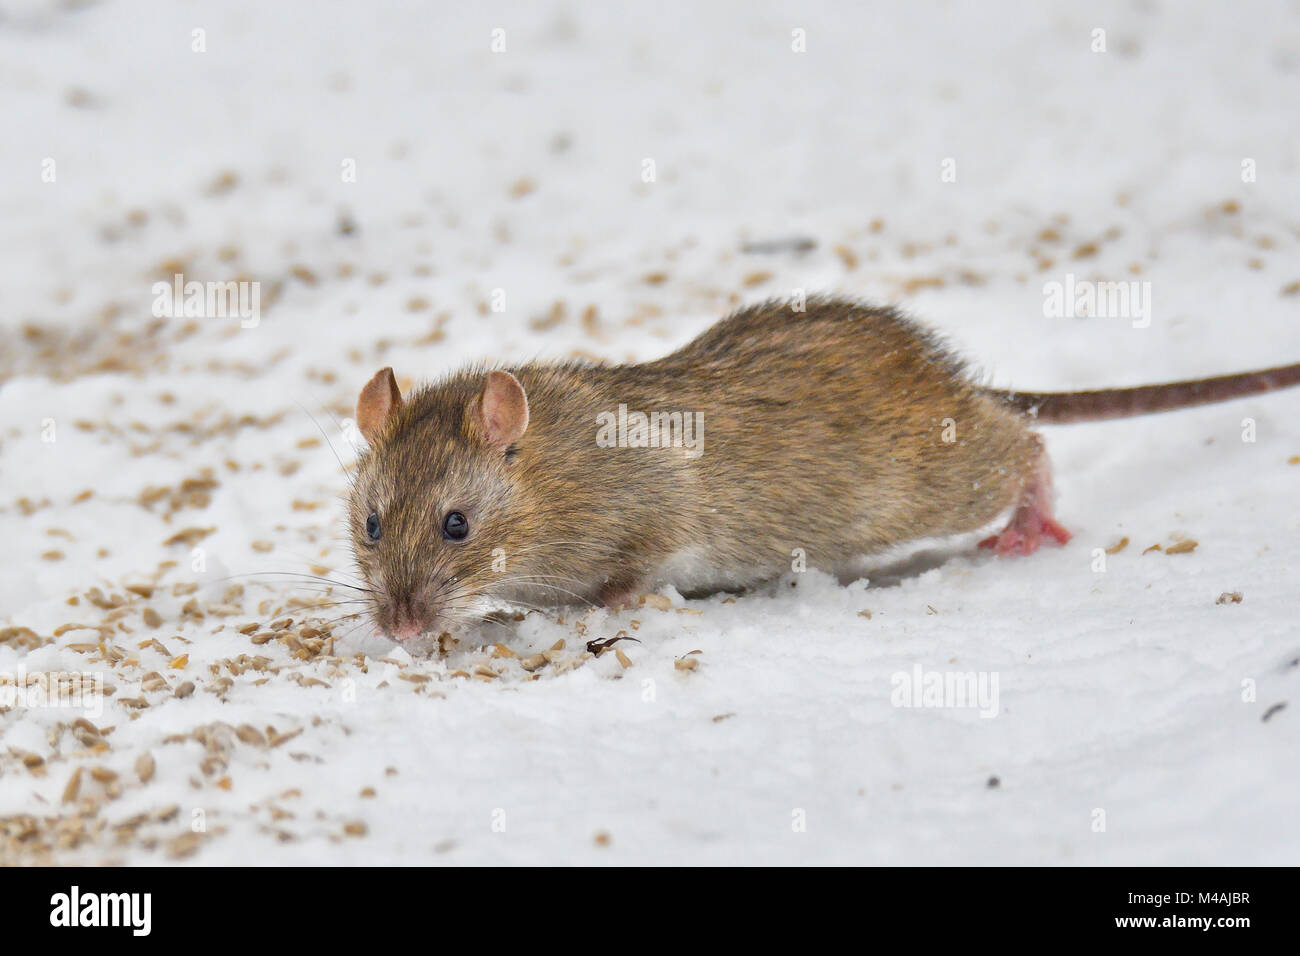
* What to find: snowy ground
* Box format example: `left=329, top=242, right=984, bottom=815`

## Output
left=1, top=0, right=1298, bottom=865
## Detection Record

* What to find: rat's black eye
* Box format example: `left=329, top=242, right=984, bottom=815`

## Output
left=365, top=512, right=381, bottom=542
left=442, top=511, right=469, bottom=541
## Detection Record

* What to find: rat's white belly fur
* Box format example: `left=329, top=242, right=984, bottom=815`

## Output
left=650, top=545, right=763, bottom=593
left=499, top=546, right=780, bottom=609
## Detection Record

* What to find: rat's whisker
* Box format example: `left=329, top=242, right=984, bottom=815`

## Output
left=490, top=579, right=600, bottom=609
left=296, top=401, right=357, bottom=484
left=220, top=571, right=374, bottom=594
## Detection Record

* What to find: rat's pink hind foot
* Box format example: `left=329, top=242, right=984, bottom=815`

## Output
left=978, top=436, right=1072, bottom=557
left=978, top=513, right=1071, bottom=556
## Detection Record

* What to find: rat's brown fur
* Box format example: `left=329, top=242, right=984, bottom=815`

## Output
left=348, top=294, right=1300, bottom=648
left=348, top=297, right=1040, bottom=645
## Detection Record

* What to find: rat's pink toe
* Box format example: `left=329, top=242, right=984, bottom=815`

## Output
left=1042, top=517, right=1072, bottom=545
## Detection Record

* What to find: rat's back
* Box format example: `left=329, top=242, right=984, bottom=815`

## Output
left=615, top=298, right=1041, bottom=584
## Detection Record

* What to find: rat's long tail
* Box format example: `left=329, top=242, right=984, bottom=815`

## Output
left=990, top=362, right=1300, bottom=424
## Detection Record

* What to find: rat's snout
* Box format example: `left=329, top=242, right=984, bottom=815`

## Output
left=390, top=608, right=425, bottom=642
left=379, top=590, right=440, bottom=643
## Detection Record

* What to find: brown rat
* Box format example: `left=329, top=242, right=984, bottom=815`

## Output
left=345, top=296, right=1300, bottom=651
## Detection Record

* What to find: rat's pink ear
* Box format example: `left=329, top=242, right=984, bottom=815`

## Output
left=356, top=367, right=404, bottom=443
left=475, top=370, right=529, bottom=448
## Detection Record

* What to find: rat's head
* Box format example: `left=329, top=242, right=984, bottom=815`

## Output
left=347, top=366, right=530, bottom=650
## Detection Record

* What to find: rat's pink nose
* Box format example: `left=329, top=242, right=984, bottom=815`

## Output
left=388, top=603, right=430, bottom=642
left=391, top=621, right=423, bottom=642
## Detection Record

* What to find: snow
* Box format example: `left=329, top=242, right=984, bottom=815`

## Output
left=1, top=0, right=1298, bottom=864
